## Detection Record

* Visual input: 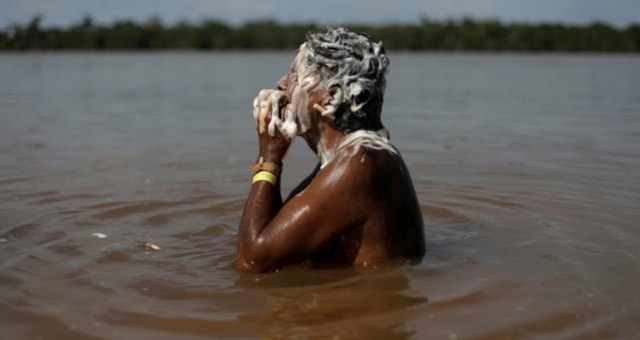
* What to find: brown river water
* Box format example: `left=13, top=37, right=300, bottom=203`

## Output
left=1, top=52, right=639, bottom=339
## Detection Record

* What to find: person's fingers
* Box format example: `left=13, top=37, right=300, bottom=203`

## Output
left=252, top=95, right=260, bottom=126
left=255, top=89, right=274, bottom=134
left=267, top=91, right=285, bottom=137
left=258, top=100, right=269, bottom=134
left=253, top=89, right=291, bottom=139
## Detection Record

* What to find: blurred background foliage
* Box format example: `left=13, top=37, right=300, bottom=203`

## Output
left=1, top=15, right=638, bottom=51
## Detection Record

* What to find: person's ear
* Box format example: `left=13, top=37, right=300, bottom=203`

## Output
left=314, top=86, right=342, bottom=120
left=328, top=86, right=342, bottom=106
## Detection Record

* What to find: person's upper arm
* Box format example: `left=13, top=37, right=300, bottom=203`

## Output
left=239, top=154, right=372, bottom=272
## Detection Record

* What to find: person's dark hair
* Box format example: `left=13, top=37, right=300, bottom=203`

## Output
left=303, top=27, right=390, bottom=131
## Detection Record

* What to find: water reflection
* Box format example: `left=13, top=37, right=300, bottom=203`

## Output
left=237, top=267, right=428, bottom=339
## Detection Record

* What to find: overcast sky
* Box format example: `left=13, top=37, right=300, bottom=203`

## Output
left=2, top=0, right=639, bottom=28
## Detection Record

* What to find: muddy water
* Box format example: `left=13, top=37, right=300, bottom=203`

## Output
left=1, top=52, right=639, bottom=339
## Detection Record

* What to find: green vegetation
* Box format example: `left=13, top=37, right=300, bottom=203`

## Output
left=1, top=15, right=639, bottom=52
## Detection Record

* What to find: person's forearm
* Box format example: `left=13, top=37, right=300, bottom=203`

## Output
left=236, top=173, right=282, bottom=272
left=237, top=152, right=284, bottom=265
left=238, top=177, right=282, bottom=241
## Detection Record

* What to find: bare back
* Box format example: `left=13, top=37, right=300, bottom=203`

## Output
left=307, top=137, right=426, bottom=266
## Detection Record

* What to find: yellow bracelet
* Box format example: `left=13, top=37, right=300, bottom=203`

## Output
left=252, top=171, right=277, bottom=185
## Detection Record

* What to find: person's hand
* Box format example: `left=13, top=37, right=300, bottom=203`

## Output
left=252, top=89, right=294, bottom=163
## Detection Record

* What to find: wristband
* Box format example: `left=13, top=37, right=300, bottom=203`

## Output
left=252, top=171, right=277, bottom=186
left=249, top=156, right=281, bottom=177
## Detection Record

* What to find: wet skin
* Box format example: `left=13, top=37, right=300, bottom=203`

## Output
left=236, top=54, right=426, bottom=273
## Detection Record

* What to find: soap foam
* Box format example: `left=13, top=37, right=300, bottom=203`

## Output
left=252, top=89, right=298, bottom=140
left=318, top=129, right=396, bottom=168
left=302, top=27, right=389, bottom=131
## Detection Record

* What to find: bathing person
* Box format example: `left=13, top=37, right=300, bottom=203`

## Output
left=236, top=27, right=425, bottom=273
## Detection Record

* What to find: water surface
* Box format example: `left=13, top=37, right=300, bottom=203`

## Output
left=1, top=52, right=639, bottom=339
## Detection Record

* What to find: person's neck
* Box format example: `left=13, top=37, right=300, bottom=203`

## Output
left=304, top=122, right=350, bottom=168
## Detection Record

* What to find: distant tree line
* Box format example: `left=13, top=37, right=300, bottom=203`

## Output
left=1, top=15, right=639, bottom=52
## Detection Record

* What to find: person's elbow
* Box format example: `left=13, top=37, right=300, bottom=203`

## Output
left=235, top=257, right=273, bottom=273
left=235, top=240, right=276, bottom=273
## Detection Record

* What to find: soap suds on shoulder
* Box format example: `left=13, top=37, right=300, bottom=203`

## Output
left=320, top=129, right=397, bottom=168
